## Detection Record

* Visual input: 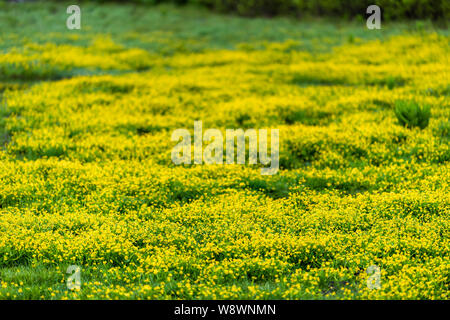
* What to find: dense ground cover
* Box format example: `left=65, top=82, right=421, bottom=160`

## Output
left=0, top=2, right=449, bottom=299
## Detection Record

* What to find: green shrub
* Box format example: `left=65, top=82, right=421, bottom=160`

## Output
left=394, top=100, right=431, bottom=130
left=85, top=0, right=449, bottom=20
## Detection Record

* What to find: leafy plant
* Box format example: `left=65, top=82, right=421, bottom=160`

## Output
left=394, top=100, right=431, bottom=130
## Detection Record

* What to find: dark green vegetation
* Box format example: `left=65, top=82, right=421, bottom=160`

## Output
left=395, top=100, right=431, bottom=130
left=2, top=1, right=443, bottom=52
left=85, top=0, right=450, bottom=21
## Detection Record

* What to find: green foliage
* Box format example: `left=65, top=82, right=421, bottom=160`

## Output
left=88, top=0, right=449, bottom=20
left=394, top=100, right=431, bottom=130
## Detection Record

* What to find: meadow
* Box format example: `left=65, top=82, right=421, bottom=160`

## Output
left=0, top=2, right=449, bottom=299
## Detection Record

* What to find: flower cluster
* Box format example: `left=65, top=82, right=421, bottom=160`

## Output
left=0, top=31, right=448, bottom=299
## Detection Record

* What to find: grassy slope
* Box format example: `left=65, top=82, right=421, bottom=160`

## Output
left=0, top=2, right=449, bottom=299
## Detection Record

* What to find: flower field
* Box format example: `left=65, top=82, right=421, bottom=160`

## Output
left=0, top=2, right=449, bottom=299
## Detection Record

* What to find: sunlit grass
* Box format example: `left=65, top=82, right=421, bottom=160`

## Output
left=0, top=1, right=448, bottom=300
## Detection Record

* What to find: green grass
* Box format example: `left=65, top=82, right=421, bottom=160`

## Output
left=0, top=1, right=448, bottom=300
left=394, top=100, right=431, bottom=130
left=1, top=1, right=447, bottom=54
